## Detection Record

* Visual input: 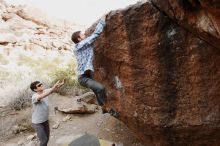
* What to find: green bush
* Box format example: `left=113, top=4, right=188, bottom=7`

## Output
left=50, top=63, right=88, bottom=96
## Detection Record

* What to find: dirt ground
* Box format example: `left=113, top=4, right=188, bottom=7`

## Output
left=1, top=94, right=144, bottom=146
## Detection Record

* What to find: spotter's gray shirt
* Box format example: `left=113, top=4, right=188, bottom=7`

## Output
left=31, top=89, right=50, bottom=124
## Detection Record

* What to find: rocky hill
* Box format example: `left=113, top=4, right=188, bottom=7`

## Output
left=89, top=0, right=220, bottom=145
left=0, top=0, right=79, bottom=54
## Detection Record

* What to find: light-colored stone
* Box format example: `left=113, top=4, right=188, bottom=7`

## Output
left=16, top=6, right=50, bottom=27
left=12, top=125, right=20, bottom=134
left=62, top=115, right=71, bottom=122
left=74, top=92, right=96, bottom=104
left=52, top=122, right=60, bottom=129
left=0, top=33, right=17, bottom=44
left=18, top=140, right=24, bottom=146
left=26, top=134, right=36, bottom=141
left=1, top=12, right=16, bottom=21
left=58, top=101, right=98, bottom=114
left=51, top=41, right=62, bottom=48
left=6, top=5, right=20, bottom=13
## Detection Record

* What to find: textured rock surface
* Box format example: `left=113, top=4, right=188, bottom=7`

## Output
left=89, top=1, right=220, bottom=145
left=57, top=98, right=98, bottom=114
left=150, top=0, right=220, bottom=50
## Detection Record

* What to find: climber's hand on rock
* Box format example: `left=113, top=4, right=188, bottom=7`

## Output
left=101, top=14, right=107, bottom=21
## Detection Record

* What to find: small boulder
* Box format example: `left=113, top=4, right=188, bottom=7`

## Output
left=52, top=122, right=60, bottom=129
left=62, top=115, right=71, bottom=122
left=26, top=134, right=36, bottom=141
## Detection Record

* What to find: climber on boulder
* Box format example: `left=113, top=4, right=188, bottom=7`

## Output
left=71, top=14, right=118, bottom=118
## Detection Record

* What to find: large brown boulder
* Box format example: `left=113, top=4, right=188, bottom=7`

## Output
left=150, top=0, right=220, bottom=50
left=89, top=1, right=220, bottom=146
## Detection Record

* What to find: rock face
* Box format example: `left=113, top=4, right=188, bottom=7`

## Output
left=89, top=1, right=220, bottom=145
left=150, top=0, right=220, bottom=50
left=56, top=93, right=98, bottom=114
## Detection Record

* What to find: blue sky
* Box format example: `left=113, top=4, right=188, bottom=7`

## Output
left=7, top=0, right=139, bottom=27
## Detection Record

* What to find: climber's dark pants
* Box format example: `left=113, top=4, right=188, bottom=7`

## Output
left=78, top=71, right=106, bottom=106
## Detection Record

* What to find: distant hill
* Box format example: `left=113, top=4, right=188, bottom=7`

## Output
left=0, top=0, right=83, bottom=53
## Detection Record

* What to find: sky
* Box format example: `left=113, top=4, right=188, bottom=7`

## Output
left=7, top=0, right=139, bottom=27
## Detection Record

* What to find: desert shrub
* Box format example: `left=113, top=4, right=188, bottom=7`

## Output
left=50, top=63, right=88, bottom=96
left=0, top=65, right=36, bottom=107
left=8, top=87, right=32, bottom=111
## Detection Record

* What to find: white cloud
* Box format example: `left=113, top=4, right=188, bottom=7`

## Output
left=7, top=0, right=139, bottom=27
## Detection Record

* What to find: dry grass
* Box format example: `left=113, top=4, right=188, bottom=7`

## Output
left=8, top=87, right=32, bottom=111
left=50, top=63, right=88, bottom=96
